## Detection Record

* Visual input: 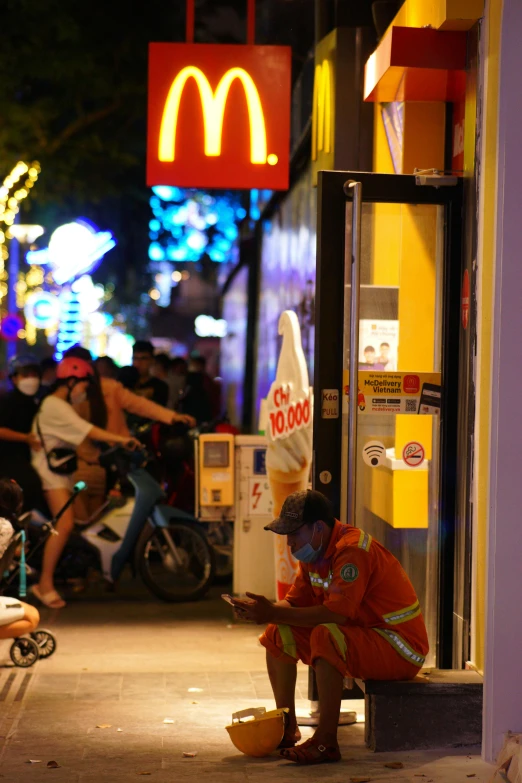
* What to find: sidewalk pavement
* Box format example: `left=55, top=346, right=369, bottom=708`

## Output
left=0, top=578, right=494, bottom=782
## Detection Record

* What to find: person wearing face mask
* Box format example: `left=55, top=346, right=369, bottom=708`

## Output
left=0, top=355, right=46, bottom=513
left=31, top=357, right=140, bottom=609
left=231, top=490, right=428, bottom=766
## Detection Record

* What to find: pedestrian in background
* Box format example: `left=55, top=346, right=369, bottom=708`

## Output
left=0, top=355, right=47, bottom=513
left=132, top=341, right=168, bottom=406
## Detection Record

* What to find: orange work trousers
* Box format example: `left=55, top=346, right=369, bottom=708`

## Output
left=260, top=622, right=422, bottom=681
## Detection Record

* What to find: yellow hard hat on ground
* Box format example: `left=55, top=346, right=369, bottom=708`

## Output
left=226, top=707, right=288, bottom=757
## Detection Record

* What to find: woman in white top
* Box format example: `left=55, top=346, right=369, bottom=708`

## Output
left=32, top=357, right=139, bottom=609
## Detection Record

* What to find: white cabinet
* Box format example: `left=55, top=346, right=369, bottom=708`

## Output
left=233, top=436, right=276, bottom=599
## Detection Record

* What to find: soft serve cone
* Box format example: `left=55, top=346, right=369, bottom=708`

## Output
left=266, top=312, right=313, bottom=597
left=266, top=312, right=313, bottom=511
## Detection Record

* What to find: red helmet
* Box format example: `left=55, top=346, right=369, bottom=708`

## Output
left=56, top=357, right=94, bottom=380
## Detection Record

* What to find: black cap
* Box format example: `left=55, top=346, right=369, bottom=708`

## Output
left=264, top=490, right=334, bottom=535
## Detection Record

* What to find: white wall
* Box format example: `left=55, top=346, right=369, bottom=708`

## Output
left=483, top=0, right=522, bottom=762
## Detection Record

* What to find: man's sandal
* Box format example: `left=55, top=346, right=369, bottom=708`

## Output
left=280, top=737, right=341, bottom=764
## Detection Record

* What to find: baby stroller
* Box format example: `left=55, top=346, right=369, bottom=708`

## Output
left=0, top=520, right=60, bottom=668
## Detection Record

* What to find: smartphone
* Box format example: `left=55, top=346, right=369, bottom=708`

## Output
left=418, top=383, right=442, bottom=416
left=221, top=594, right=235, bottom=606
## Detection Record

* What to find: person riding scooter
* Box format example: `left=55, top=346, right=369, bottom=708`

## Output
left=31, top=357, right=140, bottom=609
left=61, top=347, right=195, bottom=520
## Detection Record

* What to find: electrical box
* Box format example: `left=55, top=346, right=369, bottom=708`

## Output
left=198, top=433, right=235, bottom=513
left=233, top=435, right=276, bottom=599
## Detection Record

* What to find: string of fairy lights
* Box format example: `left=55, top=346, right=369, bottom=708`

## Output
left=0, top=161, right=42, bottom=343
left=0, top=160, right=41, bottom=308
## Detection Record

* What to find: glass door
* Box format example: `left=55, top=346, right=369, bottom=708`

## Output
left=313, top=172, right=463, bottom=668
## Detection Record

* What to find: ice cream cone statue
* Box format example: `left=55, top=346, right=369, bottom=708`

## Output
left=265, top=311, right=313, bottom=599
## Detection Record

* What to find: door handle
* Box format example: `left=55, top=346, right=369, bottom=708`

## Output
left=344, top=180, right=362, bottom=526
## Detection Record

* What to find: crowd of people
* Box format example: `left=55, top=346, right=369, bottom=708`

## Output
left=0, top=342, right=222, bottom=610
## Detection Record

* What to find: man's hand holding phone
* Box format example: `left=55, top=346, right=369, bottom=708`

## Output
left=222, top=593, right=274, bottom=624
left=221, top=593, right=254, bottom=622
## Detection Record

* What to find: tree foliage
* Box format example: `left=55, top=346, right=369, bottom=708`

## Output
left=0, top=0, right=314, bottom=291
left=0, top=0, right=188, bottom=204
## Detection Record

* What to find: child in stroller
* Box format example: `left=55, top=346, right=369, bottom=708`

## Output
left=0, top=479, right=54, bottom=667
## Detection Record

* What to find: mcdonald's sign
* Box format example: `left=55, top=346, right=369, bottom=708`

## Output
left=310, top=28, right=374, bottom=186
left=147, top=44, right=291, bottom=190
left=312, top=59, right=334, bottom=163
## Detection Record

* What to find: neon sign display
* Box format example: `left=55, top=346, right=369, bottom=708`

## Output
left=24, top=291, right=61, bottom=330
left=147, top=44, right=291, bottom=190
left=26, top=218, right=115, bottom=285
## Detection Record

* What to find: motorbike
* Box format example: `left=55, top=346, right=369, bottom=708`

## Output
left=21, top=445, right=216, bottom=603
left=153, top=418, right=236, bottom=583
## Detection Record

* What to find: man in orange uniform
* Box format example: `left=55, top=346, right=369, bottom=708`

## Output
left=232, top=489, right=428, bottom=766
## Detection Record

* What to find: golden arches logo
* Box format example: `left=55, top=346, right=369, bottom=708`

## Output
left=312, top=59, right=333, bottom=162
left=158, top=66, right=271, bottom=165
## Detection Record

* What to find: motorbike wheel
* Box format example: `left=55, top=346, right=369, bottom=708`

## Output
left=136, top=520, right=215, bottom=603
left=206, top=522, right=233, bottom=585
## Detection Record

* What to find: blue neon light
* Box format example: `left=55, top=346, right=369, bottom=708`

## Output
left=55, top=291, right=83, bottom=360
left=148, top=188, right=246, bottom=266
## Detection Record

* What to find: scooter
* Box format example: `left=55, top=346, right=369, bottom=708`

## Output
left=153, top=419, right=235, bottom=582
left=23, top=446, right=216, bottom=603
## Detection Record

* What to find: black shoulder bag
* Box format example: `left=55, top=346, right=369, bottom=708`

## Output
left=36, top=416, right=77, bottom=476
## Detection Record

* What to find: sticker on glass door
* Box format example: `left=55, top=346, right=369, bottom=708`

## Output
left=362, top=441, right=386, bottom=467
left=402, top=441, right=425, bottom=468
left=346, top=370, right=442, bottom=415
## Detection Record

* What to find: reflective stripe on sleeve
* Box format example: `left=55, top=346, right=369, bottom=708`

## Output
left=382, top=601, right=421, bottom=626
left=357, top=530, right=372, bottom=553
left=374, top=627, right=425, bottom=667
left=320, top=623, right=347, bottom=661
left=309, top=571, right=333, bottom=590
left=277, top=624, right=297, bottom=659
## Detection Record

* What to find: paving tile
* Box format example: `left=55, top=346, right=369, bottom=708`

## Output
left=0, top=583, right=494, bottom=783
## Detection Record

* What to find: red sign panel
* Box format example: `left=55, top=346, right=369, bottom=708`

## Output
left=462, top=269, right=470, bottom=330
left=452, top=98, right=465, bottom=173
left=404, top=375, right=420, bottom=395
left=147, top=44, right=291, bottom=190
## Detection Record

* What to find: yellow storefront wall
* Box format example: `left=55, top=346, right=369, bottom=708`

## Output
left=472, top=0, right=502, bottom=674
left=368, top=19, right=444, bottom=531
left=392, top=0, right=484, bottom=31
left=369, top=0, right=493, bottom=670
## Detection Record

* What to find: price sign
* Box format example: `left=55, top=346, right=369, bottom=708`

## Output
left=268, top=383, right=311, bottom=440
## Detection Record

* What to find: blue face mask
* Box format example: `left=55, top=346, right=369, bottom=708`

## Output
left=293, top=524, right=323, bottom=563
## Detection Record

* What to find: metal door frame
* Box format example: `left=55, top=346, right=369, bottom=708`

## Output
left=313, top=171, right=463, bottom=668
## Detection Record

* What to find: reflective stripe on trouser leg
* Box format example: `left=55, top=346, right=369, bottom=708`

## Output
left=382, top=601, right=421, bottom=626
left=374, top=627, right=425, bottom=667
left=320, top=623, right=347, bottom=661
left=277, top=624, right=298, bottom=659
